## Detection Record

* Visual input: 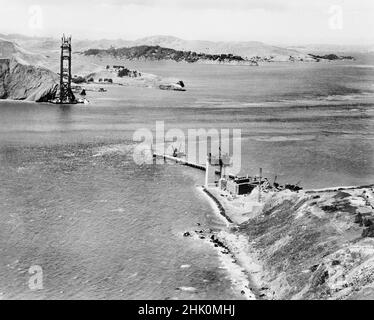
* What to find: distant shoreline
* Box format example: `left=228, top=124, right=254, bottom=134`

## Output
left=82, top=45, right=354, bottom=65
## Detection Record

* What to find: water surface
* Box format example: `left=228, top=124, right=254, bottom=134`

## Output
left=0, top=58, right=373, bottom=299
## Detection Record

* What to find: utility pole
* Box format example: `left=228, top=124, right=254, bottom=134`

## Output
left=258, top=167, right=262, bottom=202
left=205, top=153, right=212, bottom=187
left=218, top=142, right=223, bottom=179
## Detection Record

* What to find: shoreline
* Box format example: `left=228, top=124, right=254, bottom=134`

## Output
left=202, top=187, right=233, bottom=224
left=305, top=184, right=374, bottom=193
left=192, top=186, right=267, bottom=300
left=194, top=182, right=374, bottom=300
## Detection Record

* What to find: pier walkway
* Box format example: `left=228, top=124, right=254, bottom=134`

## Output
left=153, top=153, right=221, bottom=175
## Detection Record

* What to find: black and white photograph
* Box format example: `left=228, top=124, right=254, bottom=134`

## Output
left=0, top=0, right=373, bottom=306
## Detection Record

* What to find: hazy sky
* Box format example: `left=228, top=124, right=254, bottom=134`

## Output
left=0, top=0, right=373, bottom=44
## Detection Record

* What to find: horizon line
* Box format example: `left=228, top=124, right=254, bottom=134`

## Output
left=1, top=32, right=373, bottom=48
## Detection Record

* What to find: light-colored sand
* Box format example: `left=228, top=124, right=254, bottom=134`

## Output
left=206, top=186, right=275, bottom=224
left=187, top=229, right=257, bottom=300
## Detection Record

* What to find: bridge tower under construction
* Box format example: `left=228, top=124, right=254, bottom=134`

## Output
left=58, top=34, right=75, bottom=104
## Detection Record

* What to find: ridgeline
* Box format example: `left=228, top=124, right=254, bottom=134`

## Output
left=83, top=45, right=250, bottom=64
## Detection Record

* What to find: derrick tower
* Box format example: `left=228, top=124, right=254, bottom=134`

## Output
left=59, top=34, right=75, bottom=104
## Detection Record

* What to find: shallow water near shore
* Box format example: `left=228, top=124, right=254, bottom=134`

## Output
left=0, top=142, right=244, bottom=299
left=0, top=59, right=373, bottom=299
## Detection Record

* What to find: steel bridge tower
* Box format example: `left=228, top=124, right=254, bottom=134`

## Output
left=59, top=34, right=75, bottom=104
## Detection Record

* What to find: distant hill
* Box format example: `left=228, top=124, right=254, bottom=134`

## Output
left=0, top=33, right=43, bottom=41
left=0, top=38, right=46, bottom=65
left=2, top=34, right=310, bottom=61
left=83, top=42, right=359, bottom=64
left=288, top=43, right=374, bottom=54
left=1, top=33, right=362, bottom=62
left=83, top=45, right=257, bottom=64
left=0, top=37, right=58, bottom=101
left=2, top=34, right=302, bottom=58
left=132, top=35, right=304, bottom=59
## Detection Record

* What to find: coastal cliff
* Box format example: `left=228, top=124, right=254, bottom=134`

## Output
left=0, top=58, right=58, bottom=102
left=238, top=187, right=374, bottom=300
left=196, top=186, right=374, bottom=300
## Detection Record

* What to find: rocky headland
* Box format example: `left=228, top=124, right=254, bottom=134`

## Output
left=0, top=58, right=58, bottom=102
left=191, top=185, right=374, bottom=300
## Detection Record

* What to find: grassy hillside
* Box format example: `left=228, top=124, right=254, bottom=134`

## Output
left=239, top=187, right=374, bottom=299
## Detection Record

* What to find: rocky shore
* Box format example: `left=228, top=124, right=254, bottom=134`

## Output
left=190, top=185, right=374, bottom=300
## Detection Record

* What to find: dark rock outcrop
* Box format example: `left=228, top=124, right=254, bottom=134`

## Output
left=0, top=58, right=58, bottom=102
